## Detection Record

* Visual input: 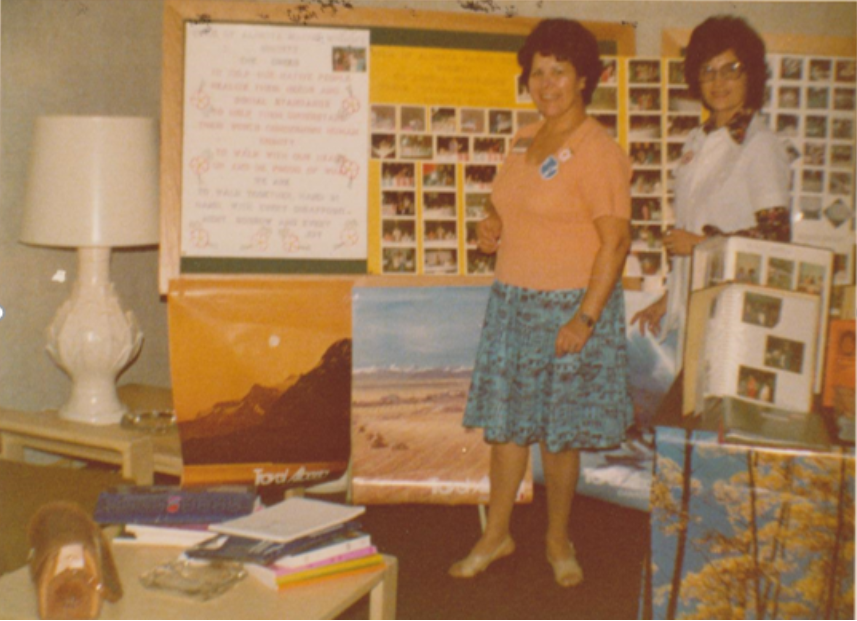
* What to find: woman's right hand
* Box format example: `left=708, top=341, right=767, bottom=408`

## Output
left=477, top=213, right=502, bottom=254
left=630, top=294, right=668, bottom=337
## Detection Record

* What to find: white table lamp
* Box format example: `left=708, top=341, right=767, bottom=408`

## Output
left=21, top=116, right=160, bottom=425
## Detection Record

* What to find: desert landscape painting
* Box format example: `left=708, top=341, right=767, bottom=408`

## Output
left=351, top=285, right=533, bottom=505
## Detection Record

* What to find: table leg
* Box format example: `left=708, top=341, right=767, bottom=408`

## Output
left=368, top=558, right=398, bottom=620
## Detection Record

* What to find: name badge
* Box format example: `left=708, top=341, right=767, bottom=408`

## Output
left=540, top=156, right=559, bottom=180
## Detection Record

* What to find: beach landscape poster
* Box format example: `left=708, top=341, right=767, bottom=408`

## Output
left=351, top=285, right=533, bottom=505
left=168, top=278, right=354, bottom=492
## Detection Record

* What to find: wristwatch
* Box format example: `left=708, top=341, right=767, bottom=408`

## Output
left=576, top=312, right=596, bottom=329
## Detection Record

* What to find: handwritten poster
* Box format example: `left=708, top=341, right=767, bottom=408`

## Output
left=181, top=23, right=370, bottom=264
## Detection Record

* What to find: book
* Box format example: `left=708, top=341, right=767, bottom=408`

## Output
left=93, top=485, right=258, bottom=525
left=255, top=546, right=378, bottom=582
left=683, top=282, right=821, bottom=416
left=184, top=521, right=362, bottom=565
left=273, top=529, right=372, bottom=569
left=208, top=496, right=365, bottom=544
left=245, top=553, right=385, bottom=590
left=114, top=523, right=218, bottom=547
left=690, top=236, right=833, bottom=392
left=709, top=396, right=832, bottom=451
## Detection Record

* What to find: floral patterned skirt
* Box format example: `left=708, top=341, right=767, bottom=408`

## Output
left=463, top=280, right=633, bottom=453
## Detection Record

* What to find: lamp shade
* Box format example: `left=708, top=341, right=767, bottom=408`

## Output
left=21, top=116, right=160, bottom=248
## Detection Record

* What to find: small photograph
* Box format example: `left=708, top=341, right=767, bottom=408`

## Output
left=488, top=110, right=514, bottom=135
left=742, top=292, right=783, bottom=328
left=806, top=87, right=829, bottom=109
left=780, top=57, right=804, bottom=81
left=371, top=105, right=396, bottom=131
left=382, top=247, right=416, bottom=273
left=593, top=114, right=618, bottom=138
left=473, top=137, right=506, bottom=162
left=381, top=220, right=416, bottom=244
left=460, top=109, right=485, bottom=134
left=424, top=248, right=458, bottom=274
left=631, top=224, right=663, bottom=250
left=802, top=169, right=825, bottom=193
left=629, top=115, right=662, bottom=140
left=668, top=60, right=685, bottom=85
left=775, top=114, right=800, bottom=137
left=833, top=87, right=856, bottom=111
left=632, top=198, right=661, bottom=221
left=809, top=59, right=833, bottom=81
left=666, top=143, right=684, bottom=165
left=737, top=366, right=777, bottom=403
left=767, top=257, right=795, bottom=290
left=631, top=170, right=662, bottom=195
left=778, top=86, right=801, bottom=109
left=422, top=163, right=456, bottom=189
left=630, top=142, right=662, bottom=166
left=400, top=106, right=427, bottom=132
left=332, top=46, right=367, bottom=72
left=422, top=191, right=457, bottom=218
left=430, top=107, right=457, bottom=133
left=805, top=115, right=828, bottom=139
left=765, top=336, right=805, bottom=374
left=783, top=139, right=802, bottom=165
left=829, top=172, right=853, bottom=196
left=797, top=261, right=827, bottom=295
left=467, top=249, right=496, bottom=275
left=735, top=252, right=762, bottom=284
left=832, top=118, right=855, bottom=140
left=831, top=145, right=855, bottom=168
left=634, top=251, right=663, bottom=277
left=423, top=221, right=458, bottom=244
left=706, top=251, right=725, bottom=285
left=600, top=58, right=618, bottom=85
left=400, top=134, right=433, bottom=159
left=436, top=136, right=470, bottom=161
left=629, top=59, right=660, bottom=84
left=629, top=88, right=661, bottom=112
left=803, top=142, right=826, bottom=166
left=371, top=134, right=397, bottom=159
left=667, top=115, right=699, bottom=139
left=590, top=87, right=618, bottom=111
left=516, top=74, right=532, bottom=103
left=381, top=190, right=416, bottom=217
left=800, top=195, right=823, bottom=220
left=668, top=89, right=699, bottom=113
left=465, top=221, right=479, bottom=246
left=465, top=193, right=490, bottom=220
left=833, top=252, right=852, bottom=285
left=381, top=162, right=415, bottom=188
left=825, top=198, right=853, bottom=229
left=464, top=165, right=497, bottom=192
left=516, top=110, right=541, bottom=130
left=835, top=59, right=856, bottom=83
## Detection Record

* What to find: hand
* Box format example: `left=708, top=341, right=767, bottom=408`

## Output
left=555, top=318, right=591, bottom=356
left=630, top=295, right=667, bottom=337
left=663, top=228, right=705, bottom=256
left=477, top=214, right=502, bottom=254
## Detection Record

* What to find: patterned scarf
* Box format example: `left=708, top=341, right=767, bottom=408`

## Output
left=702, top=109, right=754, bottom=145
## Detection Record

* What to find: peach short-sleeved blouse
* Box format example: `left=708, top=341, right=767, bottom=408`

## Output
left=491, top=116, right=631, bottom=291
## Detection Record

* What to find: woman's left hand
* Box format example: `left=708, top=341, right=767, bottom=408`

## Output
left=555, top=319, right=591, bottom=356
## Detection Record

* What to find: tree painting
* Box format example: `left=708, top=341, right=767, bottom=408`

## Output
left=648, top=427, right=854, bottom=619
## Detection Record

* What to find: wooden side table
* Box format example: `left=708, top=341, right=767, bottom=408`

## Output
left=0, top=544, right=398, bottom=619
left=0, top=408, right=181, bottom=485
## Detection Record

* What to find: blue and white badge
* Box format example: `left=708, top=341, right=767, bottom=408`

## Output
left=540, top=155, right=559, bottom=180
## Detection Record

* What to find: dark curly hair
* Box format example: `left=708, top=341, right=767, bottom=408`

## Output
left=517, top=19, right=603, bottom=106
left=684, top=15, right=768, bottom=111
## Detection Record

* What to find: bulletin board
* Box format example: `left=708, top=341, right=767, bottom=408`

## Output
left=158, top=0, right=636, bottom=293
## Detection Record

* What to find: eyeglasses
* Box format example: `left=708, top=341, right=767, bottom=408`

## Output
left=698, top=60, right=746, bottom=83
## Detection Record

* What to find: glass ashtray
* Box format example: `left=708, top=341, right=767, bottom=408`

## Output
left=121, top=410, right=177, bottom=434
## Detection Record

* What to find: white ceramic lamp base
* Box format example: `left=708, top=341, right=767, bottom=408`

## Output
left=46, top=248, right=143, bottom=425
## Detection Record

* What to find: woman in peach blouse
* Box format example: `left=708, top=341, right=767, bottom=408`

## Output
left=449, top=19, right=633, bottom=587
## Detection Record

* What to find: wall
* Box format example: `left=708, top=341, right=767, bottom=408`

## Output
left=1, top=0, right=854, bottom=412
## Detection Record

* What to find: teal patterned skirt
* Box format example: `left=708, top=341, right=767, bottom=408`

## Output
left=463, top=281, right=633, bottom=453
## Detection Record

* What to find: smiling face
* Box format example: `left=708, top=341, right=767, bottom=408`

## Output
left=699, top=49, right=749, bottom=126
left=527, top=53, right=587, bottom=124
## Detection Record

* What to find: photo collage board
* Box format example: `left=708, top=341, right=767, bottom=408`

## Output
left=371, top=53, right=855, bottom=284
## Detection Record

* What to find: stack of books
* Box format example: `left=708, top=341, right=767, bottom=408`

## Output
left=93, top=485, right=259, bottom=547
left=184, top=496, right=383, bottom=590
